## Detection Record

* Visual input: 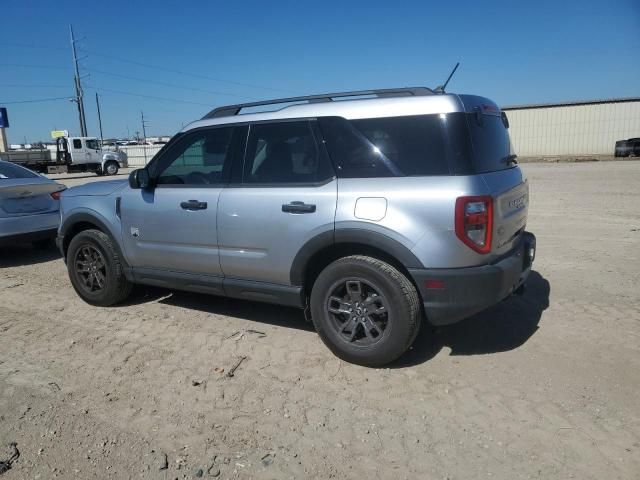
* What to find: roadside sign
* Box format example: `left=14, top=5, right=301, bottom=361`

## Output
left=0, top=108, right=8, bottom=128
left=51, top=130, right=68, bottom=139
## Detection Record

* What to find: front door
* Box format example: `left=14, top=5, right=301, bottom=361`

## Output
left=218, top=120, right=337, bottom=286
left=70, top=138, right=92, bottom=165
left=120, top=126, right=239, bottom=276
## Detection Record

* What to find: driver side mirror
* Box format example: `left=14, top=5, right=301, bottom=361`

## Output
left=129, top=168, right=152, bottom=190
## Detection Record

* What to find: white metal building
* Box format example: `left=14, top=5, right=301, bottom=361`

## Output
left=503, top=98, right=640, bottom=157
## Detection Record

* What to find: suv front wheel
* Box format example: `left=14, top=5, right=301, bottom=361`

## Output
left=310, top=255, right=421, bottom=367
left=67, top=229, right=133, bottom=306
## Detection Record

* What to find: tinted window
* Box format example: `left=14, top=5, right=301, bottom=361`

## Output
left=155, top=127, right=235, bottom=185
left=319, top=115, right=472, bottom=177
left=86, top=139, right=99, bottom=150
left=243, top=121, right=333, bottom=184
left=466, top=113, right=512, bottom=173
left=72, top=139, right=82, bottom=149
left=0, top=162, right=39, bottom=179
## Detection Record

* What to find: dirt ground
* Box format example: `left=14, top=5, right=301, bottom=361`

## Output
left=1, top=162, right=639, bottom=479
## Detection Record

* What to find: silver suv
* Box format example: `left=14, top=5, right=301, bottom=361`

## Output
left=57, top=87, right=536, bottom=367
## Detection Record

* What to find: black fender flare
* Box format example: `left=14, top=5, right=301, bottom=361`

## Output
left=289, top=228, right=424, bottom=286
left=59, top=212, right=129, bottom=270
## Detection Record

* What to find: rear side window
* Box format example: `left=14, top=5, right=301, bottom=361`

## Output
left=319, top=115, right=470, bottom=177
left=0, top=162, right=39, bottom=179
left=243, top=121, right=333, bottom=184
left=73, top=139, right=82, bottom=149
left=319, top=113, right=513, bottom=177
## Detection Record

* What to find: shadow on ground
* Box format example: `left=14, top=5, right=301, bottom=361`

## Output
left=392, top=270, right=550, bottom=367
left=121, top=286, right=314, bottom=332
left=122, top=270, right=550, bottom=364
left=0, top=242, right=61, bottom=267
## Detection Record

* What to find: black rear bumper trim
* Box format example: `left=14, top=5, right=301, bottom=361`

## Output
left=409, top=232, right=536, bottom=326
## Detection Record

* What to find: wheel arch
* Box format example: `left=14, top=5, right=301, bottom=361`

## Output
left=60, top=212, right=128, bottom=269
left=291, top=229, right=424, bottom=295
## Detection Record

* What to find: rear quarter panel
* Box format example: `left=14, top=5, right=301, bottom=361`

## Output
left=336, top=176, right=496, bottom=268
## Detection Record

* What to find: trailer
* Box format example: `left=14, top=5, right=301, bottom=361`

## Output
left=0, top=135, right=128, bottom=176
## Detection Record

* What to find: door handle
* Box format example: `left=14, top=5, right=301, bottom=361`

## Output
left=282, top=201, right=316, bottom=214
left=180, top=200, right=208, bottom=210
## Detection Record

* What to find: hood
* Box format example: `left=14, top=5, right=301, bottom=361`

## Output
left=62, top=179, right=127, bottom=197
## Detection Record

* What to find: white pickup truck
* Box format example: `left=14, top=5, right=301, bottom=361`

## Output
left=0, top=136, right=128, bottom=176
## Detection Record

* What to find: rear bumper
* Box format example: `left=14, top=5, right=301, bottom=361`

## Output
left=0, top=212, right=60, bottom=245
left=409, top=232, right=536, bottom=326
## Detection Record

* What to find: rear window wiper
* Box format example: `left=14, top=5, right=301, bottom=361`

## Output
left=502, top=154, right=518, bottom=166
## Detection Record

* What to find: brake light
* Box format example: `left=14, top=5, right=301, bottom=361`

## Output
left=455, top=195, right=493, bottom=254
left=50, top=190, right=64, bottom=200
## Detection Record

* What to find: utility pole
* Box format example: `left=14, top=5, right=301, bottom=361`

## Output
left=95, top=93, right=104, bottom=147
left=141, top=111, right=149, bottom=164
left=70, top=24, right=87, bottom=136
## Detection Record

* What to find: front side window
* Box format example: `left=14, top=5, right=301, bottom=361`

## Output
left=73, top=139, right=82, bottom=149
left=243, top=121, right=333, bottom=184
left=154, top=127, right=235, bottom=185
left=86, top=139, right=99, bottom=150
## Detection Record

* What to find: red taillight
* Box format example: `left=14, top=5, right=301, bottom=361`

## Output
left=50, top=190, right=64, bottom=200
left=455, top=195, right=493, bottom=254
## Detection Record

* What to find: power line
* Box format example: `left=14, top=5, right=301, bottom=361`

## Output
left=0, top=41, right=68, bottom=52
left=85, top=67, right=254, bottom=100
left=0, top=96, right=73, bottom=105
left=85, top=85, right=213, bottom=107
left=0, top=63, right=69, bottom=70
left=1, top=43, right=296, bottom=96
left=0, top=84, right=71, bottom=89
left=84, top=49, right=296, bottom=95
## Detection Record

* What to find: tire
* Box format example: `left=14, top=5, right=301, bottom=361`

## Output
left=104, top=161, right=119, bottom=176
left=66, top=229, right=133, bottom=306
left=310, top=255, right=421, bottom=367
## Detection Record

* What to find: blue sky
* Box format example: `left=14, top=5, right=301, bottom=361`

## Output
left=1, top=0, right=639, bottom=143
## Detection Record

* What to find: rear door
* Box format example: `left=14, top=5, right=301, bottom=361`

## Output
left=217, top=120, right=337, bottom=285
left=119, top=126, right=241, bottom=275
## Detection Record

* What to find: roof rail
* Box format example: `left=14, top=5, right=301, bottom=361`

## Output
left=202, top=87, right=434, bottom=119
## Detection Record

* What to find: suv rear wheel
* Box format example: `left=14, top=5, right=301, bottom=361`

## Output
left=310, top=255, right=421, bottom=367
left=67, top=229, right=133, bottom=306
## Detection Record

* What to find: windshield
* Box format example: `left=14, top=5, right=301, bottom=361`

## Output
left=0, top=162, right=39, bottom=179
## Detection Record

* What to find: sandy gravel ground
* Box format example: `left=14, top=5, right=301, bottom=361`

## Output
left=0, top=162, right=639, bottom=479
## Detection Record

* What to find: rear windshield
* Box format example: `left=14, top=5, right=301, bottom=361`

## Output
left=318, top=112, right=513, bottom=177
left=467, top=113, right=513, bottom=173
left=0, top=162, right=39, bottom=179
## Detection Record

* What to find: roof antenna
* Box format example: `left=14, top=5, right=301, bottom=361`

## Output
left=434, top=62, right=460, bottom=93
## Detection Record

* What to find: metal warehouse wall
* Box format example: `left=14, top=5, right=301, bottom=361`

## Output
left=504, top=100, right=640, bottom=156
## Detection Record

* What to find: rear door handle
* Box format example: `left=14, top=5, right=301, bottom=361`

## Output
left=282, top=201, right=316, bottom=214
left=180, top=200, right=208, bottom=210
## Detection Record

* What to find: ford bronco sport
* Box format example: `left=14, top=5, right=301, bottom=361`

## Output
left=57, top=87, right=536, bottom=367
